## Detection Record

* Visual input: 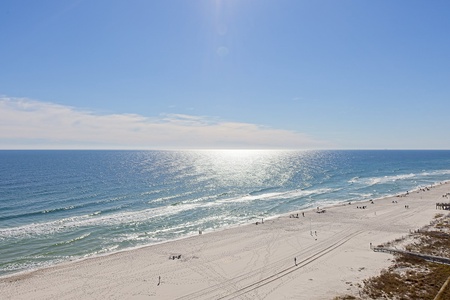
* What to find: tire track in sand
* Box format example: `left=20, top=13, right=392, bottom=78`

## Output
left=176, top=229, right=362, bottom=300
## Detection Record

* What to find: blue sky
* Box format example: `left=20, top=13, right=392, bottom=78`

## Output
left=1, top=0, right=450, bottom=149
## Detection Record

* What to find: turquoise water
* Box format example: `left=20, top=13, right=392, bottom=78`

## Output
left=1, top=150, right=450, bottom=276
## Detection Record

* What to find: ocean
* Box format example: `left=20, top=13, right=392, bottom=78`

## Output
left=1, top=150, right=450, bottom=277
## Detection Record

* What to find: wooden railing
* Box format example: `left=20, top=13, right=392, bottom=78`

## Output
left=372, top=247, right=450, bottom=265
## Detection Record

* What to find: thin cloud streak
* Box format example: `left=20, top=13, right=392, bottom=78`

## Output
left=0, top=97, right=331, bottom=149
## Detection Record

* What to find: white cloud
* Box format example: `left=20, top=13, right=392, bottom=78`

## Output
left=0, top=97, right=331, bottom=149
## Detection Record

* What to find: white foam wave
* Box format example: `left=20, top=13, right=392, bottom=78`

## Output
left=54, top=233, right=91, bottom=246
left=348, top=176, right=359, bottom=183
left=0, top=202, right=205, bottom=239
left=92, top=245, right=119, bottom=256
left=365, top=173, right=416, bottom=185
left=151, top=190, right=196, bottom=203
left=141, top=189, right=164, bottom=196
left=362, top=169, right=450, bottom=186
left=218, top=188, right=337, bottom=204
left=419, top=169, right=450, bottom=177
left=0, top=257, right=69, bottom=276
left=0, top=187, right=339, bottom=239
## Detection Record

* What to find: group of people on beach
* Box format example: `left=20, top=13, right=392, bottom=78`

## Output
left=436, top=202, right=450, bottom=210
left=289, top=212, right=305, bottom=218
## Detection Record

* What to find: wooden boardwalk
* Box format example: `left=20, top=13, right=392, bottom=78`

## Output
left=373, top=247, right=450, bottom=265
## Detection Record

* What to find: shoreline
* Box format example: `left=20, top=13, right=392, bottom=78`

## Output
left=2, top=181, right=450, bottom=299
left=0, top=189, right=396, bottom=279
left=1, top=182, right=440, bottom=280
left=1, top=172, right=447, bottom=280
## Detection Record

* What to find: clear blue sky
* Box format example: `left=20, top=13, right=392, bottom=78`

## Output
left=1, top=0, right=450, bottom=149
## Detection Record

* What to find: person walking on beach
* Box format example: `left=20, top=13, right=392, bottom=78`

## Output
left=294, top=257, right=297, bottom=266
left=157, top=276, right=161, bottom=286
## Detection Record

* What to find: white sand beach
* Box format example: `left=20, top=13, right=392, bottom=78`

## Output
left=1, top=182, right=449, bottom=299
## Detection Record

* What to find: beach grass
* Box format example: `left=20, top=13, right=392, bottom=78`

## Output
left=337, top=213, right=450, bottom=299
left=362, top=257, right=450, bottom=299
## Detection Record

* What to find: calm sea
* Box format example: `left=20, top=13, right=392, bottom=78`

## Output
left=1, top=150, right=450, bottom=277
